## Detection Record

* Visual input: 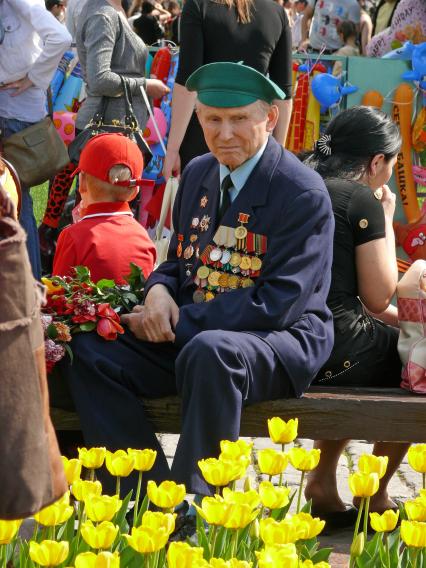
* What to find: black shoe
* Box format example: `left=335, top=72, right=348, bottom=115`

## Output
left=169, top=514, right=197, bottom=542
left=312, top=506, right=359, bottom=533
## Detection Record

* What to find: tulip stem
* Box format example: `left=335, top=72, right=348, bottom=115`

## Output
left=31, top=520, right=39, bottom=541
left=230, top=529, right=239, bottom=559
left=349, top=498, right=364, bottom=568
left=76, top=499, right=84, bottom=548
left=89, top=468, right=95, bottom=482
left=216, top=486, right=221, bottom=497
left=209, top=524, right=217, bottom=557
left=411, top=547, right=419, bottom=568
left=296, top=470, right=305, bottom=513
left=0, top=545, right=5, bottom=568
left=363, top=496, right=370, bottom=539
left=278, top=444, right=285, bottom=486
left=134, top=471, right=143, bottom=526
left=423, top=473, right=425, bottom=490
left=384, top=533, right=391, bottom=568
left=116, top=476, right=121, bottom=497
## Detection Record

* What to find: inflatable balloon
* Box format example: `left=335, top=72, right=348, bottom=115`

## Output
left=382, top=41, right=415, bottom=60
left=143, top=107, right=167, bottom=146
left=53, top=111, right=77, bottom=146
left=402, top=42, right=426, bottom=88
left=311, top=73, right=358, bottom=108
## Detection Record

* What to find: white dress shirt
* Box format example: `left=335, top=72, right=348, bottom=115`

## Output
left=0, top=0, right=71, bottom=122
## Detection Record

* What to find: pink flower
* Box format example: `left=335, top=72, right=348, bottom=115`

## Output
left=96, top=317, right=124, bottom=341
left=44, top=338, right=66, bottom=371
left=71, top=298, right=97, bottom=323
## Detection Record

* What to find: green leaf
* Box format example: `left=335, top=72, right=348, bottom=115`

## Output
left=96, top=278, right=116, bottom=289
left=311, top=547, right=333, bottom=563
left=124, top=263, right=146, bottom=291
left=79, top=321, right=97, bottom=332
left=46, top=323, right=58, bottom=339
left=63, top=342, right=74, bottom=364
left=74, top=265, right=92, bottom=282
left=135, top=494, right=150, bottom=527
left=115, top=490, right=133, bottom=532
left=195, top=511, right=210, bottom=557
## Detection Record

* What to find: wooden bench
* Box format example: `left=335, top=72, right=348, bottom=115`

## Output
left=51, top=386, right=426, bottom=443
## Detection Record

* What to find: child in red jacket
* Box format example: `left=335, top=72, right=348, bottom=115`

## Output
left=53, top=134, right=156, bottom=284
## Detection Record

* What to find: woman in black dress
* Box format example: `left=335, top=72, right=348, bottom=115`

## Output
left=162, top=0, right=293, bottom=178
left=303, top=106, right=409, bottom=525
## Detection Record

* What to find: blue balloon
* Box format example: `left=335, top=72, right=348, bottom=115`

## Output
left=402, top=42, right=426, bottom=85
left=311, top=73, right=358, bottom=108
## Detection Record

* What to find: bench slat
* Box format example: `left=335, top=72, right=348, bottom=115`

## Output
left=51, top=387, right=426, bottom=443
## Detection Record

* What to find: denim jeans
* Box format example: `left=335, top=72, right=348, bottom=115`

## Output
left=0, top=117, right=42, bottom=280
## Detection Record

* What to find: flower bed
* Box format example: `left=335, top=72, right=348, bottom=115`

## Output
left=1, top=418, right=426, bottom=567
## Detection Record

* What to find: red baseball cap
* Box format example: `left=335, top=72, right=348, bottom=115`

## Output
left=72, top=133, right=144, bottom=187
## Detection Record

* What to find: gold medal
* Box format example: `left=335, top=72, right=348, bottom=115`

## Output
left=205, top=291, right=215, bottom=301
left=234, top=226, right=248, bottom=240
left=239, top=256, right=251, bottom=270
left=208, top=271, right=221, bottom=287
left=250, top=256, right=262, bottom=271
left=197, top=265, right=210, bottom=280
left=218, top=273, right=229, bottom=288
left=228, top=275, right=240, bottom=289
left=193, top=290, right=205, bottom=303
left=229, top=252, right=242, bottom=267
left=241, top=277, right=255, bottom=288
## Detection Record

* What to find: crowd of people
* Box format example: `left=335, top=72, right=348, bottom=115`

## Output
left=1, top=0, right=426, bottom=531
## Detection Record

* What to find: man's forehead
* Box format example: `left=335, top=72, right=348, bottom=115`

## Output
left=197, top=101, right=260, bottom=115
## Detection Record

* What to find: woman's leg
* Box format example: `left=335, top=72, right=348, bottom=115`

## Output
left=305, top=439, right=350, bottom=512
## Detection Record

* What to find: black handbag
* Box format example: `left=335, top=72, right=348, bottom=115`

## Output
left=68, top=77, right=151, bottom=164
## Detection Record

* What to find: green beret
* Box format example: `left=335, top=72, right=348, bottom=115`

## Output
left=186, top=62, right=286, bottom=107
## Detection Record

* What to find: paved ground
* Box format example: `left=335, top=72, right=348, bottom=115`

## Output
left=159, top=434, right=419, bottom=567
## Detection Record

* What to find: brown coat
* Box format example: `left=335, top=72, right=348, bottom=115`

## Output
left=0, top=215, right=67, bottom=519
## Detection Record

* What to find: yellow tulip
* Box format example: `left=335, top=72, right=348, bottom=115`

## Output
left=209, top=560, right=252, bottom=568
left=75, top=551, right=120, bottom=568
left=198, top=458, right=244, bottom=487
left=72, top=480, right=103, bottom=502
left=29, top=540, right=69, bottom=566
left=258, top=449, right=289, bottom=476
left=299, top=562, right=331, bottom=568
left=41, top=277, right=64, bottom=295
left=81, top=521, right=119, bottom=550
left=141, top=511, right=176, bottom=534
left=193, top=496, right=231, bottom=526
left=34, top=493, right=74, bottom=527
left=292, top=512, right=325, bottom=539
left=85, top=495, right=122, bottom=523
left=223, top=503, right=259, bottom=529
left=78, top=447, right=106, bottom=469
left=369, top=510, right=399, bottom=532
left=127, top=448, right=157, bottom=472
left=259, top=481, right=290, bottom=509
left=405, top=500, right=426, bottom=522
left=62, top=456, right=82, bottom=485
left=350, top=532, right=365, bottom=558
left=222, top=488, right=260, bottom=509
left=255, top=544, right=299, bottom=568
left=348, top=471, right=379, bottom=498
left=105, top=450, right=134, bottom=477
left=288, top=448, right=321, bottom=472
left=401, top=520, right=426, bottom=548
left=408, top=445, right=426, bottom=473
left=267, top=417, right=298, bottom=445
left=219, top=440, right=253, bottom=461
left=260, top=517, right=300, bottom=545
left=358, top=455, right=388, bottom=480
left=147, top=480, right=186, bottom=509
left=0, top=519, right=22, bottom=544
left=167, top=541, right=205, bottom=568
left=124, top=525, right=169, bottom=553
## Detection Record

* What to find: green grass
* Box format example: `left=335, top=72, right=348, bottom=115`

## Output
left=31, top=181, right=49, bottom=225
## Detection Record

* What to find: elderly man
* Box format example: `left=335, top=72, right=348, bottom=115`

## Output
left=64, top=62, right=334, bottom=497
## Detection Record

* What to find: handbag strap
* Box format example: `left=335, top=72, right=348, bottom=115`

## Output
left=139, top=85, right=167, bottom=155
left=47, top=87, right=54, bottom=118
left=155, top=176, right=178, bottom=240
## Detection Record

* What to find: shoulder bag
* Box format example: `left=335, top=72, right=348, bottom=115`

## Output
left=2, top=90, right=70, bottom=188
left=68, top=77, right=151, bottom=164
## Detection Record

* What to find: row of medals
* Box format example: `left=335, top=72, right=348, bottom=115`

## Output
left=192, top=243, right=263, bottom=304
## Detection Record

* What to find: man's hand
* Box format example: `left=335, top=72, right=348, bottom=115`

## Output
left=162, top=149, right=181, bottom=180
left=146, top=79, right=170, bottom=100
left=121, top=285, right=179, bottom=342
left=0, top=76, right=34, bottom=97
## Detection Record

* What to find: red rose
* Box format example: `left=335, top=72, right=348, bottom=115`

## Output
left=96, top=317, right=124, bottom=341
left=97, top=303, right=119, bottom=321
left=72, top=314, right=97, bottom=324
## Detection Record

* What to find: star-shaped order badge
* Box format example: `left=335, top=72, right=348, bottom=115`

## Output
left=200, top=195, right=208, bottom=208
left=200, top=215, right=211, bottom=232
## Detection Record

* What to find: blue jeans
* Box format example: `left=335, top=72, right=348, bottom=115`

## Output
left=0, top=117, right=42, bottom=280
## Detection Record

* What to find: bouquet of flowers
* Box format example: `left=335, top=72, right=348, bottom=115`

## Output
left=41, top=263, right=145, bottom=372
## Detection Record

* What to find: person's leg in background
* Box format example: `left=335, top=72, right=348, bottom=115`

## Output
left=0, top=117, right=42, bottom=279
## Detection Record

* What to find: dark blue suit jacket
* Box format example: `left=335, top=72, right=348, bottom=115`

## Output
left=146, top=137, right=335, bottom=396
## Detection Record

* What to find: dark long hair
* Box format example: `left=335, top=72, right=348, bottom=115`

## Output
left=304, top=106, right=401, bottom=181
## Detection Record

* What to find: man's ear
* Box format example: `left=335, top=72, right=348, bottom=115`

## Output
left=266, top=105, right=279, bottom=133
left=79, top=172, right=88, bottom=194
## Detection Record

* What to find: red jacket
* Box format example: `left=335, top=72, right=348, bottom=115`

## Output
left=53, top=202, right=156, bottom=284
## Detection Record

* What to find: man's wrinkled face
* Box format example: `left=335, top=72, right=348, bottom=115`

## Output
left=196, top=101, right=278, bottom=170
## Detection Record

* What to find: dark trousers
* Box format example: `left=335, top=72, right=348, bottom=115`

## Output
left=63, top=329, right=293, bottom=495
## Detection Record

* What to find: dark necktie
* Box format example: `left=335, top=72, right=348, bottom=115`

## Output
left=218, top=174, right=233, bottom=222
